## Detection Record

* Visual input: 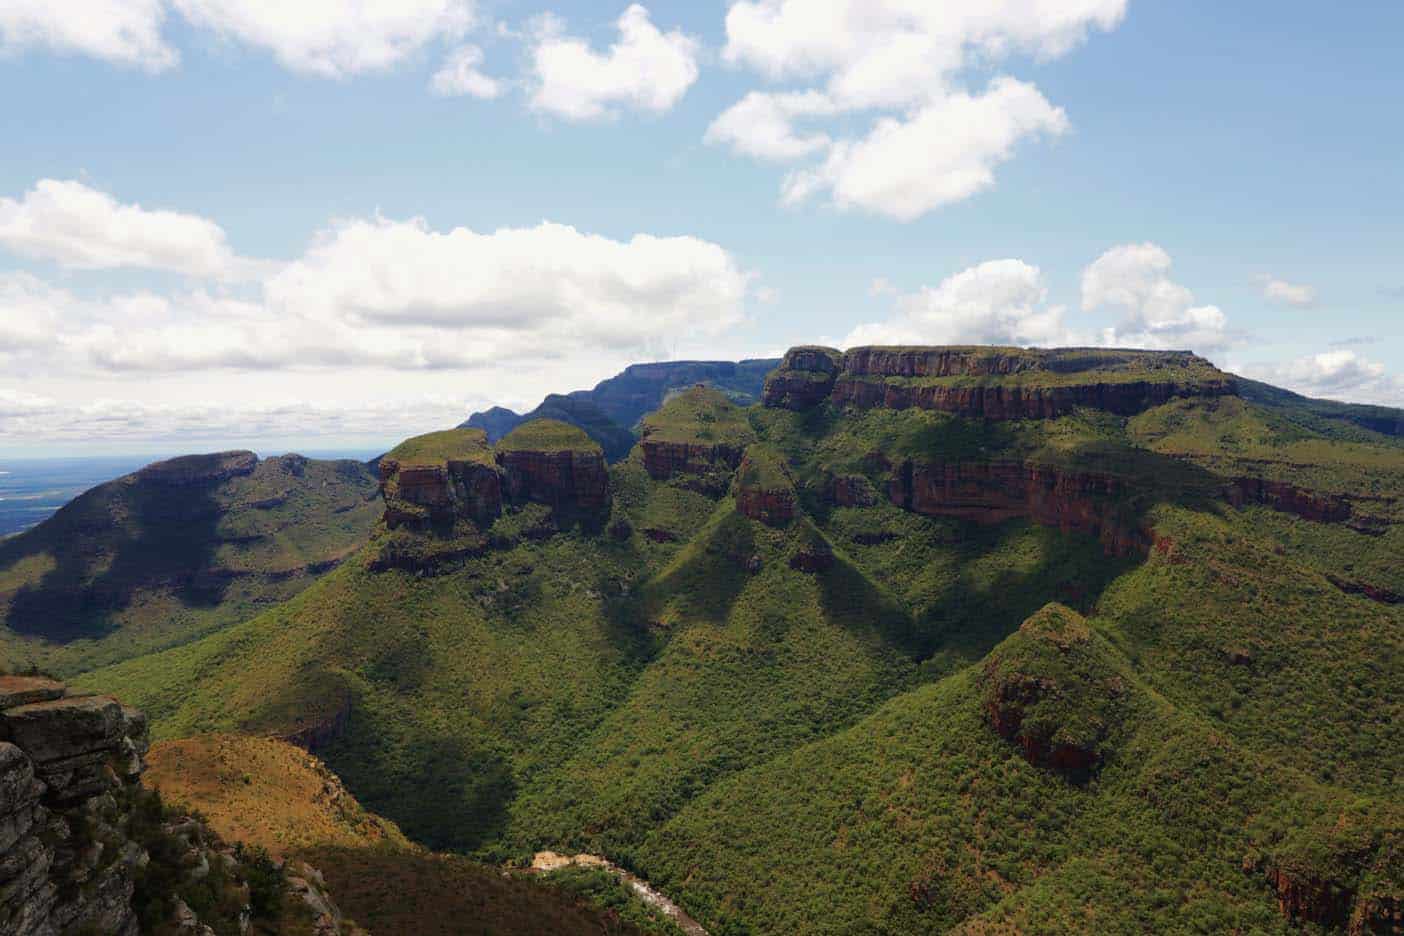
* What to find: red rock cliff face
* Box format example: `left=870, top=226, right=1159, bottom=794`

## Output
left=844, top=347, right=1040, bottom=378
left=761, top=346, right=842, bottom=409
left=379, top=458, right=503, bottom=529
left=764, top=345, right=1236, bottom=418
left=1224, top=476, right=1352, bottom=523
left=640, top=440, right=746, bottom=480
left=888, top=460, right=1150, bottom=557
left=830, top=377, right=1231, bottom=419
left=497, top=449, right=610, bottom=514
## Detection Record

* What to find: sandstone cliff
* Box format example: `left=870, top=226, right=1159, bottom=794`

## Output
left=0, top=676, right=357, bottom=935
left=764, top=345, right=1235, bottom=419
left=885, top=458, right=1151, bottom=558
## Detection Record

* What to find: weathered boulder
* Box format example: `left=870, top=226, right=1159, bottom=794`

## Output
left=762, top=346, right=843, bottom=409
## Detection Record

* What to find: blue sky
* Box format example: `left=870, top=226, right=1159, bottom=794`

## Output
left=0, top=0, right=1400, bottom=455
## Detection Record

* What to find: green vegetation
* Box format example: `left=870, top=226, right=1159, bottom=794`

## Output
left=640, top=386, right=756, bottom=447
left=0, top=455, right=380, bottom=676
left=498, top=418, right=602, bottom=454
left=51, top=361, right=1404, bottom=934
left=733, top=443, right=793, bottom=492
left=385, top=428, right=494, bottom=466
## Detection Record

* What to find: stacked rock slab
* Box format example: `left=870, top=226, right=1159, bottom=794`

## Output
left=495, top=420, right=612, bottom=518
left=763, top=345, right=1235, bottom=418
left=0, top=676, right=148, bottom=936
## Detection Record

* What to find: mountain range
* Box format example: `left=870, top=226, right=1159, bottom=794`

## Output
left=1, top=346, right=1400, bottom=935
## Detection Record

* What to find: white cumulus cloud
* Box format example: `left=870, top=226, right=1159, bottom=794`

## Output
left=0, top=179, right=248, bottom=277
left=0, top=0, right=175, bottom=71
left=170, top=0, right=476, bottom=78
left=1243, top=351, right=1403, bottom=407
left=781, top=78, right=1068, bottom=221
left=1258, top=275, right=1317, bottom=308
left=708, top=0, right=1126, bottom=220
left=430, top=43, right=502, bottom=98
left=843, top=258, right=1070, bottom=348
left=1081, top=243, right=1232, bottom=350
left=0, top=0, right=476, bottom=78
left=528, top=4, right=700, bottom=122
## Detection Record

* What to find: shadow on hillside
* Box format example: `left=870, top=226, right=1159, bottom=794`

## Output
left=2, top=477, right=227, bottom=642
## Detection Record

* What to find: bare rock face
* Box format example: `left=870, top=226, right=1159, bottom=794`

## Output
left=379, top=458, right=503, bottom=530
left=135, top=451, right=259, bottom=486
left=733, top=448, right=797, bottom=527
left=640, top=441, right=747, bottom=482
left=764, top=345, right=1236, bottom=419
left=0, top=682, right=357, bottom=936
left=887, top=460, right=1150, bottom=558
left=1224, top=476, right=1353, bottom=523
left=497, top=449, right=611, bottom=516
left=762, top=346, right=843, bottom=409
left=0, top=681, right=150, bottom=935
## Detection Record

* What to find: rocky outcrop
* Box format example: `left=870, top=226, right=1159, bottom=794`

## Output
left=1224, top=476, right=1353, bottom=523
left=983, top=674, right=1102, bottom=773
left=497, top=449, right=611, bottom=515
left=980, top=605, right=1120, bottom=780
left=640, top=441, right=746, bottom=482
left=1264, top=864, right=1355, bottom=930
left=830, top=377, right=1232, bottom=419
left=733, top=448, right=798, bottom=527
left=136, top=451, right=259, bottom=486
left=379, top=458, right=503, bottom=530
left=827, top=474, right=879, bottom=508
left=887, top=460, right=1151, bottom=558
left=764, top=345, right=1236, bottom=419
left=761, top=347, right=843, bottom=409
left=0, top=677, right=358, bottom=936
left=0, top=677, right=150, bottom=935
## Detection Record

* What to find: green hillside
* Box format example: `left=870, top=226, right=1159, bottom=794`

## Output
left=0, top=452, right=380, bottom=676
left=64, top=360, right=1404, bottom=934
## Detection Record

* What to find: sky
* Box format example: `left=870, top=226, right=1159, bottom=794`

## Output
left=0, top=0, right=1401, bottom=456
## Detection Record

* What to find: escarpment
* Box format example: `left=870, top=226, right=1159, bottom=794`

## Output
left=0, top=677, right=358, bottom=936
left=496, top=420, right=611, bottom=516
left=885, top=458, right=1152, bottom=557
left=636, top=385, right=758, bottom=495
left=765, top=345, right=1235, bottom=419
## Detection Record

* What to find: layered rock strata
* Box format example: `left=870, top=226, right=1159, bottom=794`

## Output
left=497, top=449, right=611, bottom=515
left=764, top=345, right=1235, bottom=419
left=886, top=459, right=1151, bottom=558
left=0, top=677, right=355, bottom=936
left=0, top=676, right=150, bottom=935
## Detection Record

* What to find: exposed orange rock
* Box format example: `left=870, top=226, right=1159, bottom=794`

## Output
left=887, top=460, right=1151, bottom=557
left=640, top=440, right=746, bottom=481
left=497, top=449, right=610, bottom=515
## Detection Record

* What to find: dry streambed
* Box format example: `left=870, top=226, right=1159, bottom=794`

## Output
left=531, top=851, right=710, bottom=936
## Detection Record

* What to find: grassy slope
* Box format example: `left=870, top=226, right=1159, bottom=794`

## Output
left=640, top=386, right=757, bottom=447
left=146, top=734, right=412, bottom=858
left=68, top=380, right=1403, bottom=934
left=498, top=419, right=603, bottom=454
left=0, top=455, right=380, bottom=675
left=145, top=734, right=672, bottom=936
left=385, top=428, right=494, bottom=466
left=637, top=590, right=1399, bottom=935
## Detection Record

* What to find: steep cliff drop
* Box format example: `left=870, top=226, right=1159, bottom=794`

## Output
left=764, top=345, right=1235, bottom=419
left=0, top=676, right=356, bottom=935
